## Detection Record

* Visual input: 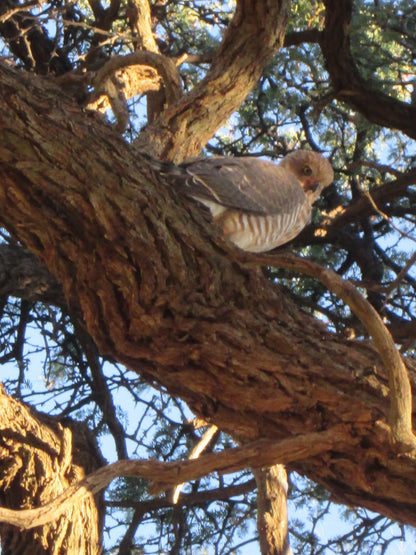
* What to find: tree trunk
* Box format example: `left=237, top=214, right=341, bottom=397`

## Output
left=0, top=62, right=416, bottom=527
left=0, top=386, right=104, bottom=554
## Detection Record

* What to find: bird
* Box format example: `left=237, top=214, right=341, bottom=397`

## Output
left=170, top=150, right=334, bottom=252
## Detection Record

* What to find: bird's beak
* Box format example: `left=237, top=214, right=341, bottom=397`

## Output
left=303, top=178, right=321, bottom=192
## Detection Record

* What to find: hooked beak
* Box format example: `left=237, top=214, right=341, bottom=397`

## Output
left=303, top=178, right=321, bottom=193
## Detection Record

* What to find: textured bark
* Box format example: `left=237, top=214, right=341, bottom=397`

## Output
left=135, top=0, right=291, bottom=161
left=1, top=63, right=416, bottom=527
left=0, top=429, right=345, bottom=530
left=0, top=386, right=104, bottom=554
left=254, top=466, right=293, bottom=555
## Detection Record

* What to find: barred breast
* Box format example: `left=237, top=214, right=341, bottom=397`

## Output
left=219, top=201, right=311, bottom=252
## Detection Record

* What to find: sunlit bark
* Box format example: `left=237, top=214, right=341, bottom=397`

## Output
left=0, top=62, right=416, bottom=528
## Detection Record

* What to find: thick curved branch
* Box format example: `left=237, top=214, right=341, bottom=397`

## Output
left=2, top=62, right=416, bottom=524
left=85, top=51, right=183, bottom=130
left=0, top=426, right=347, bottom=530
left=322, top=0, right=416, bottom=138
left=134, top=0, right=291, bottom=161
left=251, top=252, right=414, bottom=450
left=89, top=51, right=182, bottom=105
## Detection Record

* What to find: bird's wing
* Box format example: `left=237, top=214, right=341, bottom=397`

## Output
left=179, top=157, right=308, bottom=216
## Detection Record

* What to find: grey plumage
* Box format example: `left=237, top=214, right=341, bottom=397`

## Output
left=170, top=150, right=334, bottom=252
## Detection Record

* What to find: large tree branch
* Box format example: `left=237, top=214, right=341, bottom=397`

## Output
left=135, top=0, right=291, bottom=161
left=0, top=423, right=348, bottom=530
left=321, top=0, right=416, bottom=139
left=249, top=252, right=414, bottom=449
left=1, top=62, right=416, bottom=525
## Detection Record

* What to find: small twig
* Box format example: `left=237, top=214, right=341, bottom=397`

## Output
left=149, top=424, right=220, bottom=500
left=174, top=52, right=215, bottom=67
left=364, top=191, right=416, bottom=244
left=383, top=251, right=416, bottom=303
left=171, top=425, right=219, bottom=503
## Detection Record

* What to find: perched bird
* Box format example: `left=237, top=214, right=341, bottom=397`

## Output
left=173, top=150, right=334, bottom=252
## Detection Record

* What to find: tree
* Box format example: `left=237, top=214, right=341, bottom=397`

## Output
left=0, top=0, right=415, bottom=553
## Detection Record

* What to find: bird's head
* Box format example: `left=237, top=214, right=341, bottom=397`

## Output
left=279, top=150, right=334, bottom=203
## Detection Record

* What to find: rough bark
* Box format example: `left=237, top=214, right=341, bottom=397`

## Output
left=134, top=0, right=291, bottom=161
left=0, top=428, right=347, bottom=530
left=1, top=62, right=416, bottom=527
left=254, top=466, right=293, bottom=555
left=0, top=386, right=104, bottom=554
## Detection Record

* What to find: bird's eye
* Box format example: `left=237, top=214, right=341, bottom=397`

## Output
left=303, top=165, right=313, bottom=176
